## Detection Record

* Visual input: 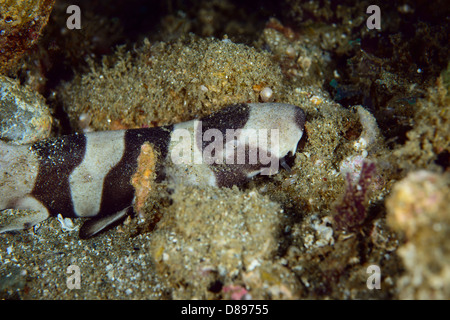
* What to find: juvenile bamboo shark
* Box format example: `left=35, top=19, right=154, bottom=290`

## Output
left=0, top=103, right=305, bottom=238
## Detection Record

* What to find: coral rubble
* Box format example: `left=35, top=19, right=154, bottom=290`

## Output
left=387, top=171, right=450, bottom=299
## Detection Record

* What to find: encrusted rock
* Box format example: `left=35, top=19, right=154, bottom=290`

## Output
left=0, top=0, right=55, bottom=72
left=0, top=75, right=52, bottom=144
left=387, top=170, right=450, bottom=299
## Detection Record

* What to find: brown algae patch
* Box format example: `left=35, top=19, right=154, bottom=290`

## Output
left=391, top=76, right=450, bottom=172
left=58, top=35, right=285, bottom=131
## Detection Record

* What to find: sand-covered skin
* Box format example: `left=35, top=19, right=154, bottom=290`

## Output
left=0, top=0, right=449, bottom=299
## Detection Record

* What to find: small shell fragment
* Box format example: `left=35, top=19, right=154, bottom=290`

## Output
left=260, top=87, right=273, bottom=102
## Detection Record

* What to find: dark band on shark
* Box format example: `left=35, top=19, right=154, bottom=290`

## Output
left=198, top=104, right=254, bottom=187
left=31, top=133, right=86, bottom=218
left=198, top=103, right=250, bottom=152
left=294, top=107, right=306, bottom=130
left=98, top=126, right=173, bottom=218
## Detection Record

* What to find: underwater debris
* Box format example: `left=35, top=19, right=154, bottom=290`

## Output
left=222, top=284, right=250, bottom=300
left=260, top=86, right=274, bottom=102
left=353, top=106, right=381, bottom=154
left=340, top=106, right=381, bottom=182
left=333, top=161, right=376, bottom=231
left=56, top=214, right=76, bottom=232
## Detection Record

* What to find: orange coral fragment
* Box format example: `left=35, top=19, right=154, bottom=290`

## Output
left=252, top=84, right=263, bottom=92
left=110, top=120, right=131, bottom=130
left=131, top=142, right=157, bottom=217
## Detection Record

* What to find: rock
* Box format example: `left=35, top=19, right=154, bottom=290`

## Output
left=0, top=75, right=52, bottom=144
